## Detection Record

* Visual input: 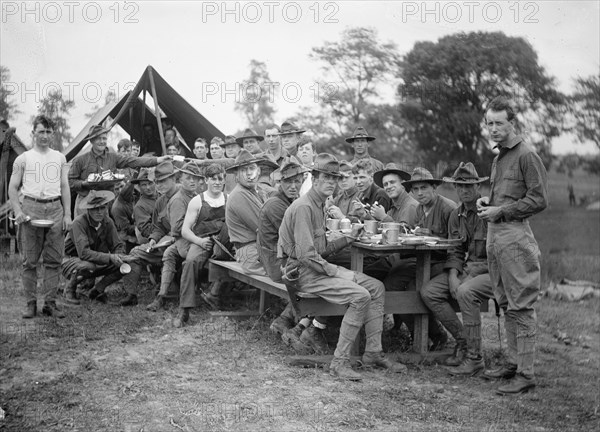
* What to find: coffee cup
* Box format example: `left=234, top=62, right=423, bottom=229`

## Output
left=364, top=220, right=379, bottom=235
left=326, top=218, right=340, bottom=231
left=120, top=263, right=131, bottom=274
left=382, top=227, right=400, bottom=245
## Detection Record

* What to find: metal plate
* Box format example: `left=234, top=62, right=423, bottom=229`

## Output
left=30, top=219, right=54, bottom=228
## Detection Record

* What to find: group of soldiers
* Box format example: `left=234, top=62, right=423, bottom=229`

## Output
left=8, top=96, right=547, bottom=393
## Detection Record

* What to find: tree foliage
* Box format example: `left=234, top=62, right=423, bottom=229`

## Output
left=300, top=27, right=410, bottom=162
left=31, top=89, right=75, bottom=151
left=0, top=65, right=21, bottom=121
left=569, top=74, right=600, bottom=150
left=234, top=60, right=277, bottom=131
left=399, top=31, right=566, bottom=173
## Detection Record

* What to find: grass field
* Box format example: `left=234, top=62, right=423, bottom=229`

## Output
left=0, top=168, right=598, bottom=432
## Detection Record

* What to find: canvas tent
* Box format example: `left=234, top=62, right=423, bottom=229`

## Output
left=64, top=65, right=223, bottom=161
left=0, top=129, right=27, bottom=230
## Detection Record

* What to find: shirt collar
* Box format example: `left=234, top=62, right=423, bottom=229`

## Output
left=494, top=135, right=522, bottom=151
left=457, top=196, right=480, bottom=217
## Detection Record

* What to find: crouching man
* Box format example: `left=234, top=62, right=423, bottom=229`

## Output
left=62, top=191, right=135, bottom=303
left=278, top=154, right=405, bottom=381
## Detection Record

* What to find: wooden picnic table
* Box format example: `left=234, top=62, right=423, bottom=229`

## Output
left=350, top=241, right=453, bottom=354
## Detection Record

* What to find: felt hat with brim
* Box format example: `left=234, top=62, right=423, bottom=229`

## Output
left=236, top=128, right=264, bottom=144
left=402, top=167, right=443, bottom=191
left=226, top=149, right=268, bottom=172
left=152, top=161, right=177, bottom=181
left=177, top=162, right=205, bottom=178
left=443, top=162, right=489, bottom=184
left=87, top=124, right=110, bottom=141
left=82, top=190, right=115, bottom=209
left=373, top=163, right=411, bottom=187
left=279, top=156, right=309, bottom=180
left=312, top=153, right=342, bottom=178
left=221, top=135, right=239, bottom=147
left=130, top=168, right=153, bottom=184
left=345, top=126, right=375, bottom=143
left=278, top=120, right=306, bottom=136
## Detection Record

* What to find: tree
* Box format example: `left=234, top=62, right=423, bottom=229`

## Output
left=399, top=31, right=566, bottom=173
left=234, top=60, right=277, bottom=130
left=305, top=27, right=405, bottom=161
left=569, top=74, right=600, bottom=150
left=31, top=89, right=75, bottom=151
left=0, top=65, right=21, bottom=121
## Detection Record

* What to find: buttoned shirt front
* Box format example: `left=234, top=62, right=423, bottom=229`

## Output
left=349, top=154, right=384, bottom=172
left=149, top=185, right=179, bottom=243
left=414, top=194, right=457, bottom=238
left=69, top=148, right=158, bottom=197
left=445, top=198, right=488, bottom=274
left=380, top=191, right=419, bottom=225
left=489, top=135, right=548, bottom=220
left=278, top=187, right=351, bottom=276
left=65, top=213, right=124, bottom=265
left=167, top=187, right=197, bottom=238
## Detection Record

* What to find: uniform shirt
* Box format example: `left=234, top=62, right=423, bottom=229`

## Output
left=133, top=194, right=156, bottom=239
left=167, top=187, right=197, bottom=238
left=266, top=146, right=289, bottom=166
left=148, top=185, right=179, bottom=243
left=490, top=135, right=548, bottom=220
left=69, top=148, right=158, bottom=197
left=111, top=182, right=135, bottom=237
left=349, top=154, right=384, bottom=172
left=278, top=187, right=352, bottom=276
left=445, top=199, right=488, bottom=275
left=380, top=191, right=419, bottom=225
left=226, top=184, right=264, bottom=244
left=358, top=182, right=391, bottom=212
left=332, top=186, right=358, bottom=216
left=64, top=213, right=124, bottom=265
left=414, top=194, right=457, bottom=238
left=257, top=191, right=293, bottom=251
left=15, top=148, right=66, bottom=199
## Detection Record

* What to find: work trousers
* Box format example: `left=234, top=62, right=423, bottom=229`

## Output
left=487, top=221, right=540, bottom=377
left=19, top=199, right=64, bottom=302
left=293, top=261, right=385, bottom=360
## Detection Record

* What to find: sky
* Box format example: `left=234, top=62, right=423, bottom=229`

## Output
left=1, top=0, right=599, bottom=154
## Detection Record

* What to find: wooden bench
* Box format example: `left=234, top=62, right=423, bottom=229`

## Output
left=208, top=258, right=489, bottom=324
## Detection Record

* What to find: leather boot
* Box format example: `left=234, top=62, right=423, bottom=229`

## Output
left=41, top=301, right=65, bottom=318
left=361, top=351, right=407, bottom=373
left=173, top=308, right=190, bottom=328
left=299, top=325, right=330, bottom=355
left=22, top=301, right=37, bottom=319
left=117, top=294, right=138, bottom=307
left=447, top=356, right=485, bottom=376
left=496, top=373, right=535, bottom=395
left=63, top=272, right=80, bottom=305
left=329, top=357, right=362, bottom=381
left=429, top=330, right=448, bottom=351
left=146, top=295, right=165, bottom=312
left=282, top=324, right=312, bottom=354
left=444, top=341, right=467, bottom=366
left=269, top=314, right=295, bottom=335
left=200, top=292, right=220, bottom=310
left=88, top=288, right=107, bottom=303
left=482, top=363, right=517, bottom=380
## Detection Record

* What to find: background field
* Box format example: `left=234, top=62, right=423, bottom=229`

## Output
left=0, top=168, right=598, bottom=432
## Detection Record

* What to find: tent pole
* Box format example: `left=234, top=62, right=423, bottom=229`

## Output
left=128, top=105, right=134, bottom=141
left=141, top=90, right=147, bottom=147
left=148, top=69, right=167, bottom=156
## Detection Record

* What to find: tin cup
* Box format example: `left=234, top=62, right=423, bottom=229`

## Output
left=326, top=218, right=340, bottom=231
left=339, top=219, right=352, bottom=231
left=120, top=263, right=131, bottom=274
left=382, top=228, right=400, bottom=245
left=364, top=220, right=379, bottom=235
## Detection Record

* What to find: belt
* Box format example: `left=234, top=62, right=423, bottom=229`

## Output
left=233, top=241, right=256, bottom=249
left=24, top=195, right=61, bottom=204
left=493, top=217, right=527, bottom=224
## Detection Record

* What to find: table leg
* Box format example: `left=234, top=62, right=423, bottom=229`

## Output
left=259, top=290, right=267, bottom=314
left=413, top=250, right=432, bottom=355
left=350, top=247, right=364, bottom=273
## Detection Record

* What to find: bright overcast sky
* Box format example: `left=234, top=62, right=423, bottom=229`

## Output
left=1, top=1, right=599, bottom=154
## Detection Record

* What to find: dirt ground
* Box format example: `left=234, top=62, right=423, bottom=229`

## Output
left=0, top=256, right=598, bottom=432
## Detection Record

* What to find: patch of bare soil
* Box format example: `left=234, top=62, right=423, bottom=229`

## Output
left=1, top=262, right=598, bottom=432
